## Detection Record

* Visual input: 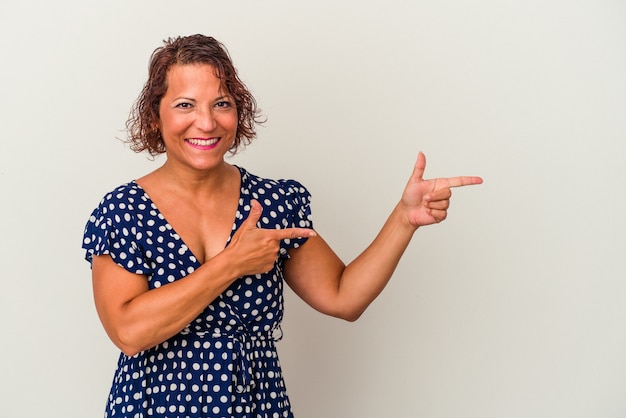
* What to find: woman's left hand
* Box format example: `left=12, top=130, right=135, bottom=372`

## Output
left=401, top=152, right=483, bottom=228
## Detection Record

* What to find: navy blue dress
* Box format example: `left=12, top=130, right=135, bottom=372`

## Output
left=82, top=166, right=313, bottom=417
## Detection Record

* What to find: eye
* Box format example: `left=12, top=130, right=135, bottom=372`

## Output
left=175, top=102, right=193, bottom=109
left=215, top=100, right=233, bottom=109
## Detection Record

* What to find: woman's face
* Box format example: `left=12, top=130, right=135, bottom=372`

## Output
left=158, top=64, right=238, bottom=173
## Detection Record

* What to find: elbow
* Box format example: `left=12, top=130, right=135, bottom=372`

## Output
left=108, top=327, right=146, bottom=357
left=333, top=306, right=365, bottom=322
left=319, top=297, right=368, bottom=322
left=114, top=338, right=142, bottom=357
left=342, top=314, right=361, bottom=323
left=118, top=344, right=142, bottom=357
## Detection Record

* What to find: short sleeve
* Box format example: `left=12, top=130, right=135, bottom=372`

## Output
left=276, top=179, right=313, bottom=258
left=82, top=188, right=152, bottom=276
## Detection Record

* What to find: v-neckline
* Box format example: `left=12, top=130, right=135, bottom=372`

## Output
left=131, top=166, right=247, bottom=266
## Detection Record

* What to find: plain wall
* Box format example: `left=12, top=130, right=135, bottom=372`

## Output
left=1, top=1, right=625, bottom=417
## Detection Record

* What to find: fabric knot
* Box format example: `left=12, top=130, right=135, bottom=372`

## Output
left=213, top=326, right=283, bottom=394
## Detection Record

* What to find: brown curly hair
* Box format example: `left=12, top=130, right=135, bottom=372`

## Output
left=125, top=34, right=263, bottom=156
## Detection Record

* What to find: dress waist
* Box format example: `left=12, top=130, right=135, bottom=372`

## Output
left=181, top=325, right=283, bottom=341
left=184, top=325, right=284, bottom=393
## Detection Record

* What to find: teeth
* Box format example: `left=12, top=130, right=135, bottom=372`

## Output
left=188, top=138, right=219, bottom=146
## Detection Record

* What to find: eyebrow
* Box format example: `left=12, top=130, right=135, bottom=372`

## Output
left=173, top=95, right=231, bottom=102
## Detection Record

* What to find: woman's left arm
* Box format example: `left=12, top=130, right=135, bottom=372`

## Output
left=283, top=152, right=483, bottom=321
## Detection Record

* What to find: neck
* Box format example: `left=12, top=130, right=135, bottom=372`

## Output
left=152, top=159, right=238, bottom=199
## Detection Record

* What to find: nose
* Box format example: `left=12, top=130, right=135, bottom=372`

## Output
left=196, top=107, right=217, bottom=132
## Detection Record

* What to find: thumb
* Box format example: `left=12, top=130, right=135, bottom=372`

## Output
left=242, top=199, right=263, bottom=229
left=410, top=151, right=426, bottom=183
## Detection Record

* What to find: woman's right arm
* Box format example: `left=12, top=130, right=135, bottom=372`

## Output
left=92, top=251, right=237, bottom=356
left=92, top=200, right=315, bottom=356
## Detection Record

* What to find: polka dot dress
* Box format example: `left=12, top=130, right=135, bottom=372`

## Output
left=82, top=166, right=313, bottom=417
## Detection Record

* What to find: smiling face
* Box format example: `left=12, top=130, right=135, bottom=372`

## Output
left=158, top=64, right=238, bottom=174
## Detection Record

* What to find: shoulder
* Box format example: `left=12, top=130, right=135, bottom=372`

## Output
left=97, top=182, right=145, bottom=206
left=238, top=166, right=311, bottom=201
left=87, top=182, right=155, bottom=228
left=236, top=166, right=313, bottom=250
left=92, top=182, right=152, bottom=214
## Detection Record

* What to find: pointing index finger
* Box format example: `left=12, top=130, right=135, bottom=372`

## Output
left=269, top=227, right=317, bottom=241
left=445, top=176, right=484, bottom=188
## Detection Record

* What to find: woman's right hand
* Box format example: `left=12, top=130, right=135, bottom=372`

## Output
left=224, top=199, right=316, bottom=277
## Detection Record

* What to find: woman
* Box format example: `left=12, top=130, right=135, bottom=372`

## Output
left=82, top=34, right=482, bottom=417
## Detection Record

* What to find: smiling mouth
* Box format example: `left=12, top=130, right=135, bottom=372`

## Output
left=187, top=138, right=219, bottom=146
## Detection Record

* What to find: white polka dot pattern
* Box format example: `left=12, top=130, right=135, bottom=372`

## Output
left=82, top=166, right=313, bottom=417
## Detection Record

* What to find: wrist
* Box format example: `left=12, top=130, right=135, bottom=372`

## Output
left=394, top=202, right=420, bottom=233
left=198, top=248, right=241, bottom=286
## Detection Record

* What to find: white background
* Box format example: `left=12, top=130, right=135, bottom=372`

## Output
left=1, top=1, right=625, bottom=417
